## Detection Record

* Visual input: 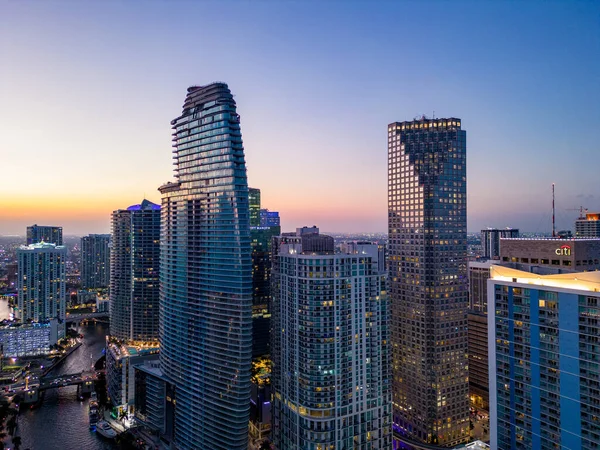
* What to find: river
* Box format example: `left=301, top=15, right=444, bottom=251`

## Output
left=17, top=322, right=117, bottom=450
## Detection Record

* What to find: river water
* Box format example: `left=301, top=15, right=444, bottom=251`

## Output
left=17, top=322, right=117, bottom=450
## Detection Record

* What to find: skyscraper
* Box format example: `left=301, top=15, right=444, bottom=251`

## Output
left=110, top=200, right=161, bottom=342
left=271, top=228, right=391, bottom=449
left=26, top=224, right=63, bottom=245
left=481, top=227, right=519, bottom=259
left=81, top=234, right=111, bottom=289
left=488, top=265, right=600, bottom=449
left=249, top=187, right=261, bottom=227
left=159, top=83, right=252, bottom=450
left=107, top=200, right=160, bottom=415
left=388, top=117, right=469, bottom=446
left=16, top=242, right=66, bottom=323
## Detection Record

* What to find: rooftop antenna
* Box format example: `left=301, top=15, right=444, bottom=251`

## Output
left=552, top=183, right=556, bottom=237
left=433, top=110, right=435, bottom=119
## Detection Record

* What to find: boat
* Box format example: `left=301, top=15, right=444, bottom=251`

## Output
left=89, top=404, right=99, bottom=429
left=95, top=420, right=117, bottom=439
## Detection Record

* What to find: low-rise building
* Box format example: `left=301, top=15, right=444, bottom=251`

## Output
left=106, top=341, right=160, bottom=420
left=500, top=238, right=600, bottom=271
left=0, top=320, right=59, bottom=357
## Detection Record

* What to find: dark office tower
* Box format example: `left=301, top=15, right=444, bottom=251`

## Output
left=110, top=200, right=161, bottom=343
left=388, top=117, right=469, bottom=446
left=481, top=227, right=519, bottom=259
left=81, top=234, right=110, bottom=289
left=250, top=225, right=280, bottom=358
left=159, top=83, right=252, bottom=450
left=249, top=187, right=261, bottom=227
left=26, top=224, right=63, bottom=245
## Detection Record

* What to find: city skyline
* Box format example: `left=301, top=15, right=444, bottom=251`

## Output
left=2, top=1, right=599, bottom=235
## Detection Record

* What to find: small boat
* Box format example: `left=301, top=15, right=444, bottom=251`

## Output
left=95, top=420, right=117, bottom=439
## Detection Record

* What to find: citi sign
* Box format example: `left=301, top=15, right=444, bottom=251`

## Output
left=555, top=245, right=571, bottom=256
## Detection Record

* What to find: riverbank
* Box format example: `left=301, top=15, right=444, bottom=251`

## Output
left=42, top=341, right=82, bottom=376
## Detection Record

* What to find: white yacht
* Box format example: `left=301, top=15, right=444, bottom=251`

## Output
left=95, top=420, right=117, bottom=439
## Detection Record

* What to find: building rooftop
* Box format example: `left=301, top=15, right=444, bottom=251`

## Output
left=457, top=442, right=490, bottom=450
left=19, top=242, right=65, bottom=250
left=490, top=265, right=600, bottom=293
left=127, top=199, right=160, bottom=211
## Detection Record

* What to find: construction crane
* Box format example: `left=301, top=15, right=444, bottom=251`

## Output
left=567, top=206, right=588, bottom=220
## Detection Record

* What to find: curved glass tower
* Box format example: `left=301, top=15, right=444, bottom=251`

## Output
left=159, top=83, right=252, bottom=450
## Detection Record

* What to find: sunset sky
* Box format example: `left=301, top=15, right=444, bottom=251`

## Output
left=1, top=1, right=599, bottom=235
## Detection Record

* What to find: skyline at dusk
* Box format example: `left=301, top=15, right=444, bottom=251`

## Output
left=2, top=1, right=599, bottom=235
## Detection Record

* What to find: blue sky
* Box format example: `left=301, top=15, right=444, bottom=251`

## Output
left=1, top=0, right=598, bottom=234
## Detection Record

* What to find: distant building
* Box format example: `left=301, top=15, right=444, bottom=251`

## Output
left=96, top=295, right=109, bottom=313
left=489, top=265, right=600, bottom=449
left=481, top=227, right=519, bottom=259
left=0, top=320, right=59, bottom=357
left=16, top=242, right=66, bottom=324
left=259, top=209, right=280, bottom=227
left=81, top=234, right=110, bottom=289
left=576, top=212, right=600, bottom=238
left=271, top=228, right=391, bottom=449
left=500, top=237, right=600, bottom=271
left=26, top=224, right=63, bottom=246
left=5, top=263, right=17, bottom=292
left=249, top=188, right=261, bottom=227
left=110, top=199, right=160, bottom=343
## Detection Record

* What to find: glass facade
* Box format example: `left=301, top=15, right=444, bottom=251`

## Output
left=271, top=233, right=391, bottom=449
left=159, top=83, right=252, bottom=450
left=491, top=280, right=600, bottom=449
left=81, top=234, right=111, bottom=289
left=110, top=200, right=161, bottom=343
left=26, top=224, right=63, bottom=246
left=388, top=118, right=469, bottom=446
left=16, top=242, right=66, bottom=323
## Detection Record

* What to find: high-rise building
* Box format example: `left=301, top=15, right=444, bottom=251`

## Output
left=107, top=200, right=160, bottom=417
left=388, top=117, right=469, bottom=446
left=250, top=225, right=280, bottom=358
left=249, top=187, right=261, bottom=227
left=26, top=224, right=63, bottom=246
left=81, top=234, right=111, bottom=289
left=110, top=200, right=161, bottom=343
left=159, top=83, right=252, bottom=450
left=271, top=228, right=392, bottom=449
left=16, top=242, right=67, bottom=324
left=488, top=265, right=600, bottom=449
left=481, top=227, right=519, bottom=259
left=576, top=212, right=600, bottom=237
left=259, top=209, right=280, bottom=227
